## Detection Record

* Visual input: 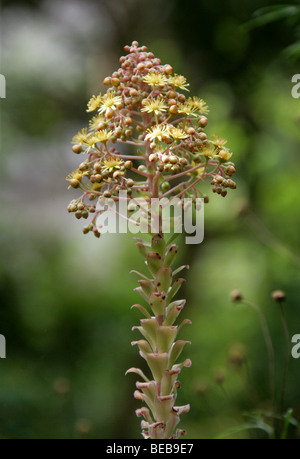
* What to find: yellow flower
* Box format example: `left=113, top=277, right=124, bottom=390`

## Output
left=141, top=97, right=168, bottom=115
left=87, top=94, right=103, bottom=112
left=85, top=182, right=103, bottom=192
left=96, top=129, right=113, bottom=143
left=81, top=130, right=112, bottom=152
left=66, top=169, right=88, bottom=189
left=98, top=92, right=123, bottom=115
left=143, top=71, right=168, bottom=87
left=188, top=96, right=209, bottom=114
left=102, top=155, right=124, bottom=175
left=145, top=125, right=170, bottom=142
left=211, top=135, right=227, bottom=149
left=72, top=128, right=89, bottom=145
left=82, top=135, right=100, bottom=153
left=167, top=125, right=189, bottom=140
left=218, top=148, right=232, bottom=161
left=201, top=144, right=216, bottom=158
left=168, top=74, right=190, bottom=91
left=177, top=102, right=198, bottom=117
left=89, top=114, right=105, bottom=131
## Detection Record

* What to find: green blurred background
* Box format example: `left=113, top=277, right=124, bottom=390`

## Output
left=0, top=0, right=300, bottom=439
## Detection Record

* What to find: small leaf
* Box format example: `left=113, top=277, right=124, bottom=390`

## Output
left=149, top=291, right=166, bottom=316
left=216, top=422, right=271, bottom=439
left=140, top=318, right=159, bottom=349
left=147, top=252, right=163, bottom=276
left=164, top=244, right=178, bottom=268
left=134, top=237, right=151, bottom=247
left=169, top=342, right=191, bottom=369
left=178, top=318, right=192, bottom=333
left=130, top=270, right=152, bottom=281
left=160, top=368, right=180, bottom=396
left=134, top=286, right=149, bottom=302
left=138, top=279, right=154, bottom=298
left=164, top=300, right=186, bottom=326
left=172, top=265, right=189, bottom=276
left=131, top=303, right=151, bottom=318
left=282, top=408, right=294, bottom=439
left=166, top=278, right=185, bottom=303
left=172, top=404, right=190, bottom=415
left=131, top=339, right=153, bottom=357
left=136, top=242, right=148, bottom=258
left=157, top=326, right=178, bottom=353
left=151, top=234, right=166, bottom=257
left=243, top=5, right=300, bottom=31
left=154, top=394, right=174, bottom=423
left=155, top=268, right=172, bottom=293
left=125, top=367, right=149, bottom=382
left=146, top=352, right=169, bottom=382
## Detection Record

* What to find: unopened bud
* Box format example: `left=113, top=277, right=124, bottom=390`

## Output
left=70, top=179, right=80, bottom=188
left=113, top=171, right=122, bottom=179
left=180, top=157, right=189, bottom=166
left=161, top=182, right=170, bottom=192
left=169, top=105, right=178, bottom=114
left=198, top=116, right=208, bottom=127
left=226, top=165, right=236, bottom=176
left=130, top=89, right=138, bottom=98
left=97, top=121, right=107, bottom=131
left=105, top=107, right=114, bottom=119
left=93, top=228, right=101, bottom=238
left=124, top=160, right=133, bottom=169
left=149, top=153, right=158, bottom=163
left=169, top=156, right=177, bottom=165
left=72, top=144, right=82, bottom=154
left=103, top=77, right=111, bottom=86
left=111, top=77, right=120, bottom=87
left=164, top=64, right=173, bottom=75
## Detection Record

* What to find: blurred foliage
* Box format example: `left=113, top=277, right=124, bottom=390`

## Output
left=0, top=0, right=299, bottom=439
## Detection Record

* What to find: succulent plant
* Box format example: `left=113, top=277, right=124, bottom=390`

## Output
left=66, top=41, right=236, bottom=438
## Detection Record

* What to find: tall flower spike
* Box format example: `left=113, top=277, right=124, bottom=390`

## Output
left=66, top=41, right=236, bottom=438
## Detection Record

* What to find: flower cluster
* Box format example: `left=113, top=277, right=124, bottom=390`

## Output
left=67, top=41, right=236, bottom=237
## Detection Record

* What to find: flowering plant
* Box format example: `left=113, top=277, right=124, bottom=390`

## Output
left=66, top=41, right=236, bottom=439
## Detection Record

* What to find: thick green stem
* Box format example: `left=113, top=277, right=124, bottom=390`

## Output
left=127, top=233, right=191, bottom=439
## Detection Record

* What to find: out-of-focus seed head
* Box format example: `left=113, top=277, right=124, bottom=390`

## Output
left=230, top=289, right=243, bottom=303
left=271, top=290, right=286, bottom=303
